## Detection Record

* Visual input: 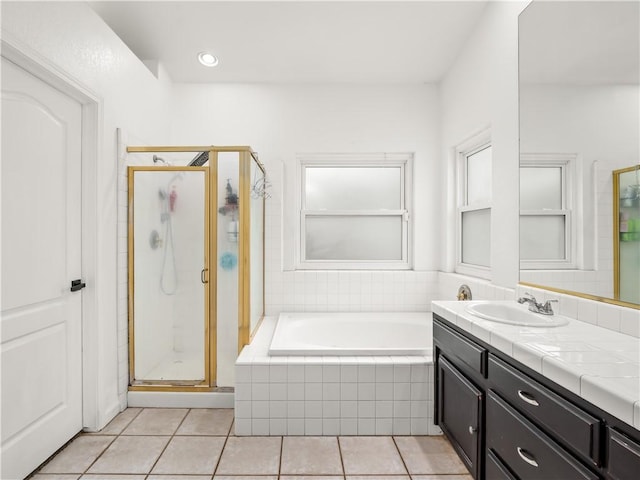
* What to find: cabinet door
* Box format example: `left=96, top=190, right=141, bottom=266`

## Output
left=437, top=355, right=481, bottom=478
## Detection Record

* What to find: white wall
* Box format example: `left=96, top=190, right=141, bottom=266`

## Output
left=169, top=84, right=442, bottom=316
left=1, top=2, right=173, bottom=428
left=440, top=1, right=527, bottom=289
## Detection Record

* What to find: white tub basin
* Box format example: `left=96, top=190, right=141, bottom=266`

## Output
left=466, top=302, right=570, bottom=327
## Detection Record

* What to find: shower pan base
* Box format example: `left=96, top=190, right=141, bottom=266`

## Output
left=127, top=388, right=234, bottom=408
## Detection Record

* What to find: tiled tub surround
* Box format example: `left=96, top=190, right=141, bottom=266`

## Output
left=432, top=300, right=640, bottom=430
left=235, top=315, right=439, bottom=436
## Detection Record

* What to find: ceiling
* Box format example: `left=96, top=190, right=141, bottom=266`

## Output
left=519, top=1, right=639, bottom=85
left=89, top=1, right=488, bottom=84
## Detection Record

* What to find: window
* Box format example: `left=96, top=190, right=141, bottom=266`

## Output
left=520, top=153, right=576, bottom=269
left=456, top=133, right=492, bottom=278
left=297, top=153, right=412, bottom=270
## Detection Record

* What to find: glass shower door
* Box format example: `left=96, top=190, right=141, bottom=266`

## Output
left=129, top=167, right=210, bottom=385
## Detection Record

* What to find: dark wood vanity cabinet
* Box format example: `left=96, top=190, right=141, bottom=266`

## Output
left=433, top=314, right=640, bottom=480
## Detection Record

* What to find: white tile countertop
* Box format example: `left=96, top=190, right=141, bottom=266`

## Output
left=432, top=300, right=640, bottom=431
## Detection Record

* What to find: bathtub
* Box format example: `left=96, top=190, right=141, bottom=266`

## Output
left=235, top=312, right=439, bottom=436
left=269, top=312, right=432, bottom=356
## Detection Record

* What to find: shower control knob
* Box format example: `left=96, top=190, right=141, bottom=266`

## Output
left=70, top=279, right=86, bottom=292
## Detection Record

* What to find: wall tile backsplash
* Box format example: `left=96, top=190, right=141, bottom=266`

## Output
left=265, top=270, right=440, bottom=315
left=514, top=284, right=640, bottom=338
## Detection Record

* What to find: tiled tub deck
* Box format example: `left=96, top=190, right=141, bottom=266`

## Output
left=234, top=316, right=439, bottom=436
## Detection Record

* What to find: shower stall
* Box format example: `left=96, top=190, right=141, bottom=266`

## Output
left=127, top=146, right=265, bottom=391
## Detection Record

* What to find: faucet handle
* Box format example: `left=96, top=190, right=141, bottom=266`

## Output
left=541, top=299, right=558, bottom=314
left=518, top=292, right=537, bottom=304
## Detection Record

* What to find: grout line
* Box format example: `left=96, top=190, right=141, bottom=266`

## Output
left=211, top=417, right=233, bottom=477
left=278, top=435, right=284, bottom=478
left=337, top=436, right=347, bottom=479
left=391, top=435, right=411, bottom=477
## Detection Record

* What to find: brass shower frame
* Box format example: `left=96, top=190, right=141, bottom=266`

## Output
left=126, top=146, right=266, bottom=392
left=613, top=164, right=640, bottom=304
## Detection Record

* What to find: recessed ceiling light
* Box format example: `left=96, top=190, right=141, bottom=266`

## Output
left=198, top=52, right=219, bottom=67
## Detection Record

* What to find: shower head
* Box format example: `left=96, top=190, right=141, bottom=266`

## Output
left=153, top=155, right=169, bottom=165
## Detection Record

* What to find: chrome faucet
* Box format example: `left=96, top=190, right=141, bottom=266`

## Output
left=517, top=293, right=558, bottom=315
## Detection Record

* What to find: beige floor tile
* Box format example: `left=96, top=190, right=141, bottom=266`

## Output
left=148, top=476, right=213, bottom=480
left=281, top=437, right=343, bottom=475
left=31, top=475, right=80, bottom=480
left=93, top=408, right=142, bottom=435
left=39, top=435, right=116, bottom=473
left=151, top=436, right=225, bottom=475
left=394, top=436, right=468, bottom=475
left=215, top=436, right=281, bottom=475
left=121, top=408, right=188, bottom=435
left=80, top=476, right=146, bottom=480
left=339, top=436, right=407, bottom=475
left=86, top=436, right=169, bottom=474
left=176, top=409, right=234, bottom=436
left=394, top=435, right=457, bottom=454
left=282, top=477, right=344, bottom=480
left=213, top=477, right=277, bottom=480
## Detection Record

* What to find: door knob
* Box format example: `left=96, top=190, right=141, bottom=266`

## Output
left=70, top=279, right=86, bottom=292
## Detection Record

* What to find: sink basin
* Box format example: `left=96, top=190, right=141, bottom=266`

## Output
left=465, top=302, right=570, bottom=327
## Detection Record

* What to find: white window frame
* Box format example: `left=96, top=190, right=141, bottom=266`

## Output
left=455, top=130, right=492, bottom=280
left=519, top=153, right=577, bottom=270
left=296, top=153, right=413, bottom=270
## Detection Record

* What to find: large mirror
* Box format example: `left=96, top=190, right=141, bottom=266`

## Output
left=518, top=1, right=640, bottom=306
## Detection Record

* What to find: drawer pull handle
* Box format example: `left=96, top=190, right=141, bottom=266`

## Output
left=517, top=447, right=539, bottom=468
left=468, top=426, right=477, bottom=434
left=517, top=389, right=539, bottom=407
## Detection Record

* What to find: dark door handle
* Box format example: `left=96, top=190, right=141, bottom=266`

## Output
left=70, top=279, right=86, bottom=292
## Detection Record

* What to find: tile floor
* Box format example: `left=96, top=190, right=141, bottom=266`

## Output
left=29, top=408, right=472, bottom=480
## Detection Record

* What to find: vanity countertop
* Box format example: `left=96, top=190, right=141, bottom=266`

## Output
left=432, top=300, right=640, bottom=431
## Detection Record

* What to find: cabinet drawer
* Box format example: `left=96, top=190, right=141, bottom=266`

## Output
left=486, top=391, right=598, bottom=480
left=607, top=428, right=640, bottom=480
left=486, top=449, right=517, bottom=480
left=434, top=320, right=486, bottom=376
left=488, top=354, right=601, bottom=465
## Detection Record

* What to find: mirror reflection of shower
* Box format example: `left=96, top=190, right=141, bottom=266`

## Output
left=158, top=172, right=183, bottom=295
left=153, top=154, right=170, bottom=165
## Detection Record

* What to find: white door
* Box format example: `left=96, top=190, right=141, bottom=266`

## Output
left=1, top=57, right=83, bottom=480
